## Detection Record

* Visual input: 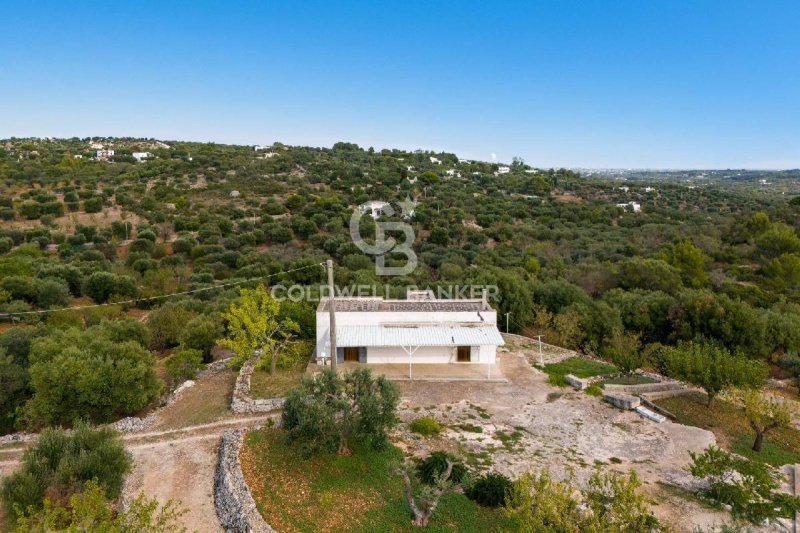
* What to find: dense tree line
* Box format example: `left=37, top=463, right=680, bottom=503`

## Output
left=1, top=137, right=799, bottom=435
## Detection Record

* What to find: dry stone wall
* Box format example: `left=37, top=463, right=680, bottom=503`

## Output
left=214, top=429, right=275, bottom=533
left=231, top=355, right=285, bottom=414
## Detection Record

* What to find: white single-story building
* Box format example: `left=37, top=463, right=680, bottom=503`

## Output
left=616, top=201, right=641, bottom=212
left=315, top=293, right=504, bottom=376
left=358, top=200, right=415, bottom=220
left=359, top=200, right=390, bottom=219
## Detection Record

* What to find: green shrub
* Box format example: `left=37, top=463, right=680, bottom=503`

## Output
left=584, top=383, right=603, bottom=396
left=35, top=278, right=71, bottom=309
left=547, top=374, right=568, bottom=387
left=689, top=445, right=800, bottom=524
left=165, top=349, right=203, bottom=385
left=274, top=340, right=312, bottom=370
left=14, top=480, right=186, bottom=531
left=147, top=302, right=194, bottom=351
left=466, top=472, right=512, bottom=507
left=18, top=202, right=41, bottom=220
left=179, top=314, right=223, bottom=363
left=82, top=272, right=137, bottom=303
left=416, top=451, right=467, bottom=485
left=0, top=422, right=131, bottom=517
left=409, top=416, right=441, bottom=436
left=83, top=197, right=102, bottom=213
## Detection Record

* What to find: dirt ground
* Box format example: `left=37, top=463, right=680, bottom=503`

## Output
left=396, top=351, right=753, bottom=532
left=0, top=369, right=268, bottom=533
left=0, top=341, right=786, bottom=532
left=119, top=370, right=269, bottom=533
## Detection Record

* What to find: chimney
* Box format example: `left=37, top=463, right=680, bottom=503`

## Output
left=481, top=288, right=488, bottom=309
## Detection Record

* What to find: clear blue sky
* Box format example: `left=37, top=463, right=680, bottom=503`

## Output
left=1, top=1, right=798, bottom=169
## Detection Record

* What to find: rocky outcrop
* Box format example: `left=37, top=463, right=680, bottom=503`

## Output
left=214, top=429, right=275, bottom=533
left=231, top=356, right=285, bottom=414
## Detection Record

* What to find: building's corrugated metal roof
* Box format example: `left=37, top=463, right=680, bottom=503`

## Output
left=336, top=325, right=504, bottom=347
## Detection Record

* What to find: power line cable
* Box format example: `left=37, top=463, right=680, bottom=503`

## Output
left=0, top=261, right=326, bottom=317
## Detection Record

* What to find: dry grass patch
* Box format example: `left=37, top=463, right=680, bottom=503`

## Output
left=656, top=391, right=800, bottom=466
left=152, top=369, right=236, bottom=430
left=249, top=366, right=305, bottom=399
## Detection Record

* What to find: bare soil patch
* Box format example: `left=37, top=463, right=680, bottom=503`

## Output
left=150, top=369, right=237, bottom=431
left=396, top=351, right=732, bottom=532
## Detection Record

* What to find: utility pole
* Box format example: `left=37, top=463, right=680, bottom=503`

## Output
left=535, top=334, right=544, bottom=366
left=327, top=259, right=337, bottom=373
left=505, top=312, right=510, bottom=333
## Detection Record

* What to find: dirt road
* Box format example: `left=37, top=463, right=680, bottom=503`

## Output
left=0, top=371, right=271, bottom=533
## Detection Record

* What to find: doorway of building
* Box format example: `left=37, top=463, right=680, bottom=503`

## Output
left=344, top=347, right=360, bottom=362
left=457, top=346, right=471, bottom=362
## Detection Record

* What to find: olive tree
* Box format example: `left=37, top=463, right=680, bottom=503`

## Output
left=741, top=389, right=793, bottom=452
left=661, top=342, right=767, bottom=407
left=26, top=326, right=161, bottom=425
left=281, top=367, right=399, bottom=456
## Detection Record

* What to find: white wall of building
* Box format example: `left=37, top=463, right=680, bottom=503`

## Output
left=315, top=301, right=498, bottom=364
left=364, top=345, right=495, bottom=364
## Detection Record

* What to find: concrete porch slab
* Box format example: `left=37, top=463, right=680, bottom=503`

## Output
left=308, top=361, right=508, bottom=382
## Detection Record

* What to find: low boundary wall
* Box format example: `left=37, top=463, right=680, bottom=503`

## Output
left=231, top=356, right=285, bottom=414
left=214, top=429, right=275, bottom=533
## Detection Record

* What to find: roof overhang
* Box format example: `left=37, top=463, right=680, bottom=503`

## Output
left=336, top=325, right=505, bottom=348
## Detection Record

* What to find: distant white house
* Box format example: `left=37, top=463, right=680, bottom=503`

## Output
left=458, top=159, right=468, bottom=164
left=96, top=149, right=114, bottom=160
left=645, top=187, right=656, bottom=193
left=132, top=152, right=152, bottom=162
left=759, top=179, right=769, bottom=185
left=616, top=201, right=641, bottom=213
left=429, top=157, right=442, bottom=165
left=406, top=166, right=415, bottom=172
left=89, top=142, right=104, bottom=150
left=524, top=169, right=538, bottom=174
left=445, top=169, right=461, bottom=178
left=73, top=155, right=83, bottom=159
left=360, top=200, right=390, bottom=219
left=253, top=145, right=271, bottom=151
left=496, top=166, right=511, bottom=175
left=315, top=292, right=504, bottom=376
left=618, top=186, right=629, bottom=193
left=358, top=200, right=414, bottom=220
